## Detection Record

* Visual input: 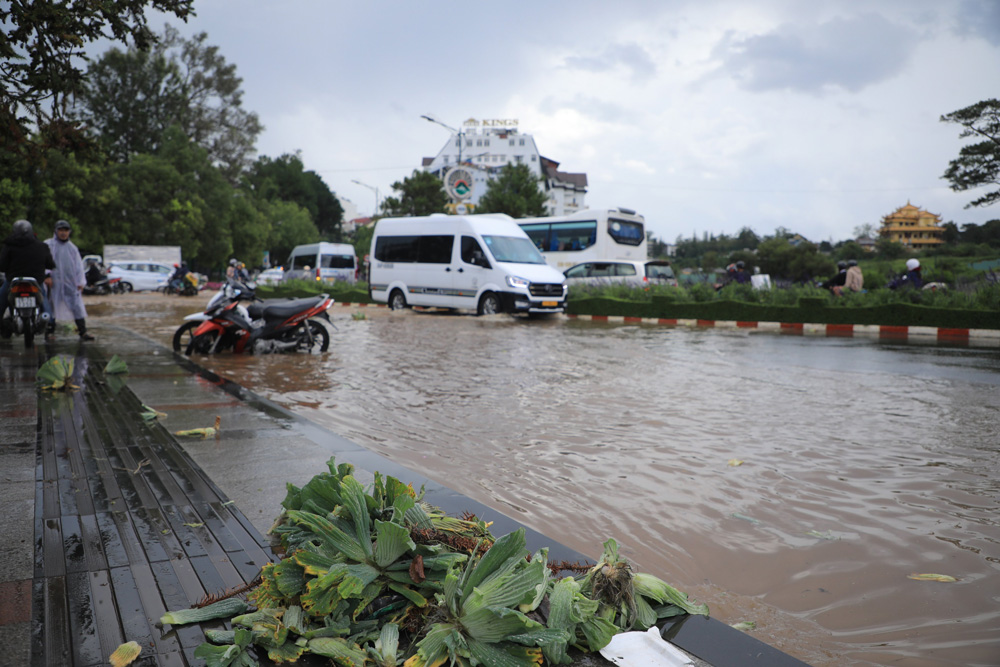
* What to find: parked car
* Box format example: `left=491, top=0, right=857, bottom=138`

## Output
left=256, top=267, right=285, bottom=286
left=107, top=261, right=174, bottom=292
left=563, top=260, right=677, bottom=287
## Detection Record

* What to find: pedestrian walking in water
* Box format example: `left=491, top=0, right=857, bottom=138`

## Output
left=44, top=220, right=94, bottom=340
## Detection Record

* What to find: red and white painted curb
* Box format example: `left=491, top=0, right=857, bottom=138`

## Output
left=333, top=302, right=388, bottom=308
left=566, top=314, right=1000, bottom=345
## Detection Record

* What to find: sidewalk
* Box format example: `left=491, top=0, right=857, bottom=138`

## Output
left=0, top=324, right=807, bottom=666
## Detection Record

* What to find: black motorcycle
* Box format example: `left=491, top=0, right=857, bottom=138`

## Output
left=1, top=277, right=51, bottom=347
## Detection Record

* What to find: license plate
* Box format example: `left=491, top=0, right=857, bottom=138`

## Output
left=15, top=297, right=35, bottom=308
left=542, top=301, right=557, bottom=307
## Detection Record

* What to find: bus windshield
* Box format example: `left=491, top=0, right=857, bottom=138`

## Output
left=482, top=235, right=547, bottom=264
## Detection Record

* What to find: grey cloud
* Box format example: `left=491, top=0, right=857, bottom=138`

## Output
left=717, top=13, right=917, bottom=93
left=955, top=0, right=1000, bottom=46
left=563, top=42, right=657, bottom=81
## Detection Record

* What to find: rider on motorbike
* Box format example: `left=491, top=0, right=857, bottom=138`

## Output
left=168, top=261, right=190, bottom=291
left=0, top=220, right=55, bottom=335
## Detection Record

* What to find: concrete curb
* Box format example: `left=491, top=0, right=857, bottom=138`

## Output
left=566, top=314, right=1000, bottom=345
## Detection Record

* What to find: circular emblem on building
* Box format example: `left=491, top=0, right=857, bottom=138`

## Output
left=445, top=167, right=474, bottom=201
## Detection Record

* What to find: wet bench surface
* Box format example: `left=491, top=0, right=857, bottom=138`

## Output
left=32, top=347, right=274, bottom=666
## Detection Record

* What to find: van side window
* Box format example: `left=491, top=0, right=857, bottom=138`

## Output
left=419, top=235, right=454, bottom=263
left=374, top=235, right=453, bottom=263
left=461, top=236, right=489, bottom=267
left=290, top=253, right=311, bottom=270
left=321, top=254, right=355, bottom=269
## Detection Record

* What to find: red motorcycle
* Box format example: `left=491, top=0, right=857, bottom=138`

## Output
left=173, top=280, right=334, bottom=354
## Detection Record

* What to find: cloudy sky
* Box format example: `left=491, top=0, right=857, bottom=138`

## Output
left=155, top=0, right=999, bottom=243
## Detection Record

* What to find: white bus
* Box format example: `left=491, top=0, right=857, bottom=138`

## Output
left=517, top=208, right=647, bottom=270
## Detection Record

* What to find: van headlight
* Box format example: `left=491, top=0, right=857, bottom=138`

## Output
left=506, top=275, right=530, bottom=289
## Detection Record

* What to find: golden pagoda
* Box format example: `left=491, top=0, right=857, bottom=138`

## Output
left=878, top=202, right=944, bottom=248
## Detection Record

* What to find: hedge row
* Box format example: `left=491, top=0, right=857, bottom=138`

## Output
left=567, top=297, right=1000, bottom=330
left=254, top=282, right=1000, bottom=330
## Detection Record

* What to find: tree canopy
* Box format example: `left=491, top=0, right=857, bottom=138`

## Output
left=0, top=0, right=194, bottom=154
left=475, top=163, right=547, bottom=218
left=74, top=25, right=262, bottom=180
left=380, top=170, right=449, bottom=217
left=941, top=99, right=1000, bottom=209
left=246, top=153, right=343, bottom=240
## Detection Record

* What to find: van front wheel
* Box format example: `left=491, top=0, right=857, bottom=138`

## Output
left=477, top=292, right=501, bottom=316
left=389, top=289, right=408, bottom=311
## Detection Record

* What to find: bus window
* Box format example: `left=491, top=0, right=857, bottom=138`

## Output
left=608, top=218, right=644, bottom=246
left=551, top=221, right=597, bottom=251
left=519, top=223, right=549, bottom=251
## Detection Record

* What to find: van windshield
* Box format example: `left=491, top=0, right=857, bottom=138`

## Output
left=482, top=235, right=546, bottom=264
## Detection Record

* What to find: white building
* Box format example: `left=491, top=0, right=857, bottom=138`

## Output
left=421, top=119, right=587, bottom=216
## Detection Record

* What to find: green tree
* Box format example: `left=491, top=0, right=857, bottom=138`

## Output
left=475, top=163, right=547, bottom=218
left=756, top=237, right=834, bottom=282
left=75, top=45, right=186, bottom=161
left=0, top=0, right=194, bottom=154
left=351, top=223, right=375, bottom=263
left=874, top=237, right=907, bottom=259
left=834, top=240, right=866, bottom=262
left=701, top=251, right=719, bottom=272
left=735, top=226, right=760, bottom=250
left=853, top=223, right=877, bottom=239
left=246, top=153, right=343, bottom=239
left=263, top=199, right=320, bottom=266
left=75, top=25, right=262, bottom=180
left=941, top=99, right=1000, bottom=208
left=380, top=170, right=448, bottom=217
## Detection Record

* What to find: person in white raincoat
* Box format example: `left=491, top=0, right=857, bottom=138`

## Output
left=44, top=220, right=94, bottom=340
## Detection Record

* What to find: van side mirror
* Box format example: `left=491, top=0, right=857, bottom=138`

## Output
left=471, top=250, right=489, bottom=268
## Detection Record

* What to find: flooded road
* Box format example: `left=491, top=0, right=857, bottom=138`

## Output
left=90, top=293, right=1000, bottom=666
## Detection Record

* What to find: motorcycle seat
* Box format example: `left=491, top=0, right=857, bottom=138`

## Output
left=256, top=296, right=328, bottom=320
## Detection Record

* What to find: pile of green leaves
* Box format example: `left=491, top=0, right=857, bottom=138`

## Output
left=163, top=457, right=707, bottom=666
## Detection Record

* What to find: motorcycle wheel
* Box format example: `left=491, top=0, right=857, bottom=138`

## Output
left=172, top=321, right=199, bottom=352
left=24, top=326, right=34, bottom=348
left=296, top=321, right=330, bottom=353
left=187, top=330, right=220, bottom=355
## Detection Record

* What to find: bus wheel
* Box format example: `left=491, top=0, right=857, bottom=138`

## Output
left=477, top=292, right=501, bottom=316
left=389, top=289, right=407, bottom=311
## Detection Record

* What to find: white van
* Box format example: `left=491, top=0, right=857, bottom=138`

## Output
left=285, top=242, right=357, bottom=284
left=369, top=214, right=568, bottom=315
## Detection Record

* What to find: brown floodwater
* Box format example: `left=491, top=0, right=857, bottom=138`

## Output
left=89, top=293, right=1000, bottom=667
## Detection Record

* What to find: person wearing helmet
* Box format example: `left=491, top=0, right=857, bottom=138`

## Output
left=226, top=258, right=238, bottom=280
left=734, top=260, right=752, bottom=284
left=821, top=260, right=849, bottom=295
left=889, top=258, right=923, bottom=290
left=0, top=220, right=56, bottom=333
left=844, top=259, right=864, bottom=293
left=45, top=219, right=94, bottom=340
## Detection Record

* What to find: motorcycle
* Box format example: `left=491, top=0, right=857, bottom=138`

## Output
left=161, top=271, right=200, bottom=296
left=172, top=279, right=334, bottom=354
left=83, top=274, right=124, bottom=295
left=1, top=277, right=51, bottom=348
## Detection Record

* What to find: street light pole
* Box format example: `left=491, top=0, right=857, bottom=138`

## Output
left=351, top=179, right=380, bottom=217
left=421, top=114, right=463, bottom=165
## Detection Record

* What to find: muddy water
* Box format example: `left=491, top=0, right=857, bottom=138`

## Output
left=90, top=294, right=1000, bottom=667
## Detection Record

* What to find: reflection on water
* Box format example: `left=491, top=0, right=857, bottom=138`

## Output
left=94, top=295, right=1000, bottom=667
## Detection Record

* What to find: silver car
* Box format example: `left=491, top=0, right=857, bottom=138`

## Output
left=563, top=260, right=677, bottom=287
left=107, top=261, right=174, bottom=292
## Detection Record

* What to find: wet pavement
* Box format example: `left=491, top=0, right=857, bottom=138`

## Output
left=0, top=323, right=806, bottom=666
